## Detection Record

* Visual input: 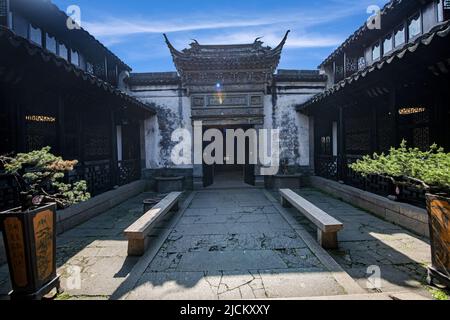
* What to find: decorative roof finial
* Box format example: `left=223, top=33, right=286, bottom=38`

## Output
left=163, top=33, right=184, bottom=57
left=272, top=30, right=290, bottom=54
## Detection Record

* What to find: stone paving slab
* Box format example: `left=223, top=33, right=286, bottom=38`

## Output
left=258, top=268, right=346, bottom=298
left=0, top=187, right=436, bottom=300
left=173, top=221, right=293, bottom=235
left=122, top=189, right=353, bottom=300
left=161, top=232, right=309, bottom=254
left=126, top=267, right=346, bottom=300
left=289, top=188, right=432, bottom=298
left=175, top=250, right=288, bottom=271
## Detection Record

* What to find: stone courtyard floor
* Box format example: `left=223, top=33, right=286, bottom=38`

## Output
left=0, top=187, right=435, bottom=300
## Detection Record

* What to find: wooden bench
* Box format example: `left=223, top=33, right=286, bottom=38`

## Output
left=124, top=192, right=183, bottom=256
left=280, top=189, right=344, bottom=249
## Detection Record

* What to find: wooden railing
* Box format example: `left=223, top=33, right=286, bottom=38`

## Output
left=118, top=159, right=141, bottom=187
left=315, top=155, right=338, bottom=180
left=0, top=173, right=20, bottom=211
left=315, top=154, right=426, bottom=208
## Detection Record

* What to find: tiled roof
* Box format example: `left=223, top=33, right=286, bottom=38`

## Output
left=126, top=72, right=181, bottom=86
left=164, top=31, right=290, bottom=73
left=0, top=26, right=156, bottom=115
left=319, top=0, right=423, bottom=68
left=274, top=70, right=327, bottom=82
left=297, top=20, right=450, bottom=111
left=14, top=0, right=132, bottom=71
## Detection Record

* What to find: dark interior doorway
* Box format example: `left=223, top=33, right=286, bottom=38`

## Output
left=203, top=125, right=255, bottom=188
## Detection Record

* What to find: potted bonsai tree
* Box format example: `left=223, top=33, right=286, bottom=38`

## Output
left=349, top=141, right=450, bottom=288
left=0, top=147, right=90, bottom=299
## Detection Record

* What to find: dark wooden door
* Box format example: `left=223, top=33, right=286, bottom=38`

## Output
left=202, top=137, right=214, bottom=187
left=244, top=137, right=255, bottom=185
left=203, top=163, right=214, bottom=187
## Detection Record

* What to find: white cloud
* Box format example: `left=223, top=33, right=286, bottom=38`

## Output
left=82, top=1, right=369, bottom=40
left=83, top=17, right=272, bottom=38
left=78, top=0, right=378, bottom=70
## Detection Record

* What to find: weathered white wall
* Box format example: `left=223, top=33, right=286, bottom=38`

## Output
left=129, top=84, right=192, bottom=169
left=266, top=81, right=325, bottom=167
left=128, top=79, right=325, bottom=172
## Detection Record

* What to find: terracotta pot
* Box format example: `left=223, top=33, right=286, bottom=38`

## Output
left=426, top=193, right=450, bottom=287
left=0, top=203, right=61, bottom=299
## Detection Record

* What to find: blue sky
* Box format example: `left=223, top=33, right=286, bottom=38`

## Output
left=52, top=0, right=387, bottom=73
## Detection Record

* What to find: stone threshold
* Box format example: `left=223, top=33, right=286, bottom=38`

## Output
left=306, top=176, right=429, bottom=238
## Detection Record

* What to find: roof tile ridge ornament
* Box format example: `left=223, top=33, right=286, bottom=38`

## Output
left=271, top=30, right=291, bottom=55
left=163, top=33, right=185, bottom=58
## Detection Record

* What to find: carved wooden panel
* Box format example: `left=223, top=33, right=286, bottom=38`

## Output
left=427, top=195, right=450, bottom=273
left=346, top=57, right=358, bottom=74
left=33, top=209, right=54, bottom=281
left=207, top=95, right=248, bottom=107
left=316, top=155, right=338, bottom=180
left=345, top=109, right=371, bottom=154
left=3, top=217, right=28, bottom=288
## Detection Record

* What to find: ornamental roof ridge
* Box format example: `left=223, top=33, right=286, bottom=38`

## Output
left=164, top=30, right=290, bottom=59
left=163, top=31, right=290, bottom=77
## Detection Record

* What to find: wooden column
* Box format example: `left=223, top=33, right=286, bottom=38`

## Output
left=370, top=102, right=378, bottom=153
left=57, top=92, right=65, bottom=157
left=337, top=105, right=345, bottom=182
left=5, top=85, right=16, bottom=154
left=110, top=104, right=119, bottom=187
left=436, top=78, right=449, bottom=150
left=15, top=88, right=26, bottom=153
left=388, top=85, right=398, bottom=148
left=78, top=99, right=84, bottom=163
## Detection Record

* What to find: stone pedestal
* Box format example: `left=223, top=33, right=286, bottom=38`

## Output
left=193, top=164, right=204, bottom=190
left=155, top=176, right=184, bottom=193
left=265, top=174, right=303, bottom=189
left=254, top=175, right=265, bottom=188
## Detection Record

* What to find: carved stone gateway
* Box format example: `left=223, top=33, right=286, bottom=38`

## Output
left=164, top=32, right=290, bottom=187
left=164, top=31, right=289, bottom=126
left=191, top=93, right=265, bottom=126
left=164, top=31, right=289, bottom=93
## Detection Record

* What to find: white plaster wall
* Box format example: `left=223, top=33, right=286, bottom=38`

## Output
left=128, top=80, right=324, bottom=171
left=263, top=95, right=274, bottom=130
left=266, top=82, right=325, bottom=167
left=129, top=85, right=192, bottom=169
left=144, top=115, right=161, bottom=168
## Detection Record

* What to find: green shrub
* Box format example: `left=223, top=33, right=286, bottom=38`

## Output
left=349, top=140, right=450, bottom=194
left=0, top=147, right=91, bottom=210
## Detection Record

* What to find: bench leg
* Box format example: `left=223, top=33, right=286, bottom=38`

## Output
left=170, top=200, right=179, bottom=212
left=281, top=196, right=292, bottom=208
left=127, top=238, right=148, bottom=256
left=317, top=230, right=338, bottom=250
